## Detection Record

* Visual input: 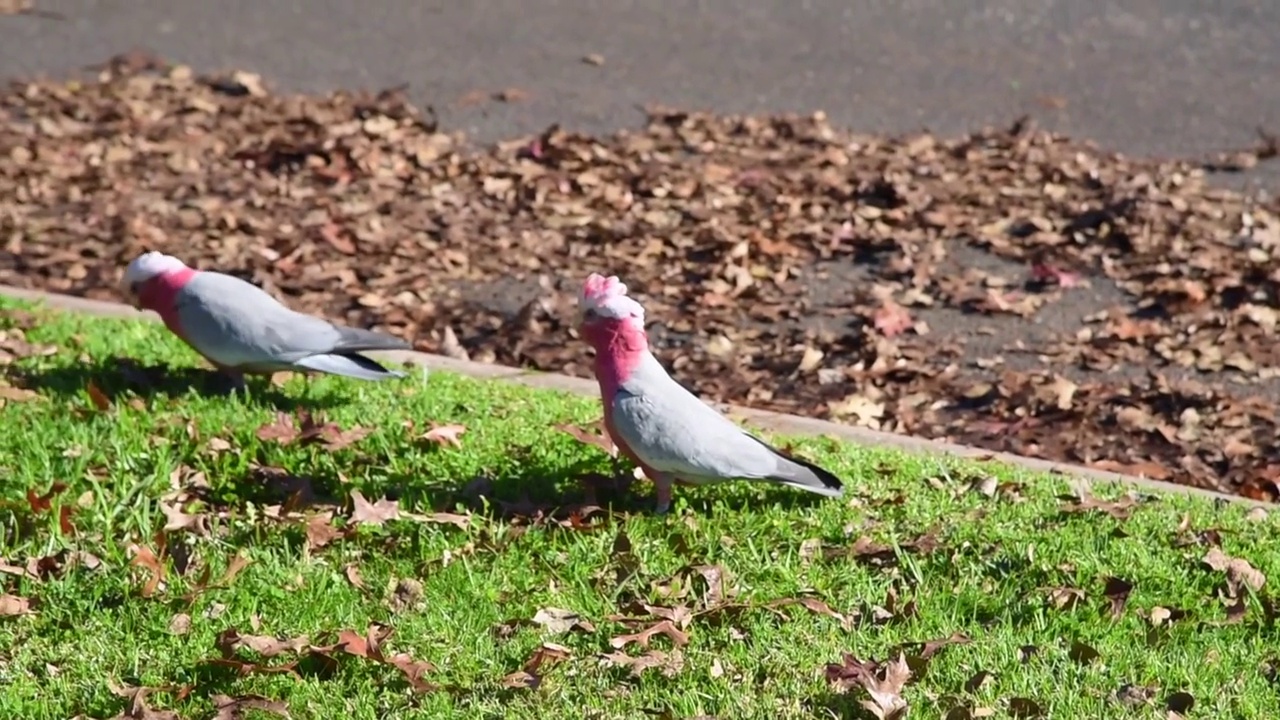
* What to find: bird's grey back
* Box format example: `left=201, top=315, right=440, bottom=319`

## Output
left=612, top=353, right=783, bottom=480
left=175, top=272, right=340, bottom=367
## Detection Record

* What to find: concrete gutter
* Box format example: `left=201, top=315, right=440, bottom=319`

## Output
left=1, top=284, right=1268, bottom=510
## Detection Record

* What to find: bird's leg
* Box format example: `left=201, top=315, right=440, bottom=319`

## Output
left=653, top=474, right=674, bottom=516
left=225, top=371, right=248, bottom=399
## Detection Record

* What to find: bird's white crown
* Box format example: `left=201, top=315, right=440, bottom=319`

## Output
left=124, top=251, right=187, bottom=285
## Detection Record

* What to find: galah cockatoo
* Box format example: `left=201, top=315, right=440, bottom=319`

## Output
left=577, top=273, right=845, bottom=513
left=123, top=251, right=411, bottom=389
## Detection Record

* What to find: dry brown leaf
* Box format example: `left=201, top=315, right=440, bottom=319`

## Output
left=0, top=594, right=34, bottom=616
left=25, top=481, right=67, bottom=514
left=1102, top=576, right=1133, bottom=619
left=108, top=682, right=184, bottom=720
left=608, top=619, right=690, bottom=649
left=304, top=513, right=342, bottom=550
left=384, top=577, right=425, bottom=613
left=168, top=613, right=192, bottom=635
left=826, top=653, right=911, bottom=720
left=555, top=421, right=617, bottom=457
left=128, top=543, right=165, bottom=598
left=599, top=648, right=684, bottom=677
left=502, top=643, right=572, bottom=689
left=86, top=380, right=112, bottom=412
left=211, top=693, right=291, bottom=720
left=872, top=300, right=914, bottom=338
left=216, top=628, right=311, bottom=658
left=1202, top=547, right=1266, bottom=595
left=531, top=607, right=596, bottom=635
left=0, top=385, right=40, bottom=402
left=343, top=563, right=367, bottom=590
left=349, top=490, right=400, bottom=526
left=421, top=423, right=467, bottom=448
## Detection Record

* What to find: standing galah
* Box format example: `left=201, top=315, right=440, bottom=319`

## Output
left=123, top=251, right=412, bottom=389
left=577, top=273, right=845, bottom=514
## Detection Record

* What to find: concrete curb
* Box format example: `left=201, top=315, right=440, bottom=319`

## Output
left=1, top=284, right=1267, bottom=509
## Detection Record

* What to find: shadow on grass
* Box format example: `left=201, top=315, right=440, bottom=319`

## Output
left=9, top=355, right=346, bottom=411
left=380, top=445, right=843, bottom=524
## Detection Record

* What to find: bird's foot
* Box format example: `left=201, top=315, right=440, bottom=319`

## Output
left=653, top=477, right=673, bottom=516
left=209, top=371, right=248, bottom=398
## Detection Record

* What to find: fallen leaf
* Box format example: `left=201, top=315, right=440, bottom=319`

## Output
left=0, top=594, right=33, bottom=616
left=872, top=300, right=914, bottom=338
left=1114, top=683, right=1156, bottom=708
left=1202, top=547, right=1266, bottom=592
left=0, top=385, right=39, bottom=402
left=1165, top=691, right=1195, bottom=717
left=1029, top=262, right=1082, bottom=288
left=532, top=607, right=596, bottom=635
left=1102, top=576, right=1133, bottom=618
left=217, top=552, right=251, bottom=588
left=160, top=499, right=207, bottom=535
left=349, top=490, right=400, bottom=526
left=86, top=380, right=112, bottom=411
left=502, top=642, right=572, bottom=689
left=108, top=682, right=182, bottom=720
left=168, top=613, right=192, bottom=635
left=826, top=653, right=911, bottom=720
left=609, top=619, right=690, bottom=649
left=26, top=481, right=67, bottom=513
left=255, top=412, right=299, bottom=443
left=128, top=543, right=166, bottom=598
left=1008, top=697, right=1044, bottom=718
left=421, top=423, right=467, bottom=448
left=384, top=577, right=425, bottom=613
left=1068, top=640, right=1100, bottom=664
left=343, top=564, right=367, bottom=590
left=216, top=628, right=311, bottom=658
left=555, top=421, right=617, bottom=457
left=599, top=648, right=684, bottom=677
left=1046, top=586, right=1085, bottom=611
left=1058, top=491, right=1138, bottom=520
left=304, top=513, right=342, bottom=550
left=211, top=693, right=291, bottom=720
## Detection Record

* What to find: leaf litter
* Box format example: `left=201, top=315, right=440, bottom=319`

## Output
left=204, top=622, right=438, bottom=694
left=3, top=56, right=1280, bottom=498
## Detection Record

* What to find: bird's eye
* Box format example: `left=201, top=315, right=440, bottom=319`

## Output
left=583, top=307, right=598, bottom=318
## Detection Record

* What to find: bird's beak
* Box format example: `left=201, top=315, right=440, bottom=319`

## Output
left=124, top=282, right=141, bottom=308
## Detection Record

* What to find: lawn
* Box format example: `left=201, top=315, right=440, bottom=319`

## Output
left=0, top=298, right=1277, bottom=720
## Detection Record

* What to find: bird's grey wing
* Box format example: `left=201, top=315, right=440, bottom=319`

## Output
left=609, top=385, right=781, bottom=481
left=174, top=272, right=341, bottom=368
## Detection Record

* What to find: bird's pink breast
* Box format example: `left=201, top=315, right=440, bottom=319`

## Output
left=137, top=268, right=198, bottom=341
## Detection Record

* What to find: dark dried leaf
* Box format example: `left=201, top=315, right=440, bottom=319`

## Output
left=211, top=693, right=290, bottom=720
left=1102, top=576, right=1133, bottom=618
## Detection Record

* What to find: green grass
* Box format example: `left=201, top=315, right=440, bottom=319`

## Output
left=1, top=297, right=1278, bottom=720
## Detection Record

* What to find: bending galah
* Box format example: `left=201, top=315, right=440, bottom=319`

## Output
left=123, top=251, right=411, bottom=388
left=577, top=273, right=845, bottom=513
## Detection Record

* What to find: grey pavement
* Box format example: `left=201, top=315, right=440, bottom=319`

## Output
left=1, top=0, right=1278, bottom=179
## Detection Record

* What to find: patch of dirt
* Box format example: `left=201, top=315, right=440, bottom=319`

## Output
left=3, top=54, right=1280, bottom=499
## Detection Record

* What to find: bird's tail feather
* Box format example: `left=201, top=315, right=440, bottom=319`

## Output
left=331, top=326, right=413, bottom=353
left=744, top=433, right=846, bottom=497
left=293, top=352, right=405, bottom=381
left=769, top=453, right=845, bottom=497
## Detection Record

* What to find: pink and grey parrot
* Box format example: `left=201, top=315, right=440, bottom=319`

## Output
left=577, top=273, right=845, bottom=513
left=123, top=251, right=411, bottom=389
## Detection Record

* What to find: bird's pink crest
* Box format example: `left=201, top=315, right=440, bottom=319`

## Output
left=582, top=273, right=625, bottom=302
left=579, top=273, right=645, bottom=322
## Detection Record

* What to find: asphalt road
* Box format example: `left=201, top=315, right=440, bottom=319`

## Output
left=2, top=0, right=1278, bottom=168
left=2, top=0, right=1280, bottom=395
